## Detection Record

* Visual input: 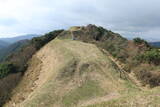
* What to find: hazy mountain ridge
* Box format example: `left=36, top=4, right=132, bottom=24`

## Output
left=0, top=40, right=29, bottom=62
left=0, top=40, right=10, bottom=49
left=149, top=41, right=160, bottom=48
left=0, top=34, right=40, bottom=61
left=0, top=34, right=40, bottom=44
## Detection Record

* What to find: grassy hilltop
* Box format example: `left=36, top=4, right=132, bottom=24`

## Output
left=0, top=25, right=160, bottom=107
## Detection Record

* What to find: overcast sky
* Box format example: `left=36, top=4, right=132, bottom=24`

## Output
left=0, top=0, right=160, bottom=41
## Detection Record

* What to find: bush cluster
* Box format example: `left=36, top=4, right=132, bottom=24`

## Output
left=135, top=69, right=160, bottom=87
left=0, top=63, right=16, bottom=78
left=133, top=37, right=150, bottom=47
left=137, top=49, right=160, bottom=65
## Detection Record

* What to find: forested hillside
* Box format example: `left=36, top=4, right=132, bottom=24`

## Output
left=0, top=40, right=9, bottom=49
left=0, top=40, right=29, bottom=62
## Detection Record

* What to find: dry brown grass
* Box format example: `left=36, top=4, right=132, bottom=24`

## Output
left=4, top=39, right=131, bottom=107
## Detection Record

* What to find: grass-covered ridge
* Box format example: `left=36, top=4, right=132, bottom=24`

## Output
left=5, top=39, right=139, bottom=107
left=58, top=25, right=160, bottom=87
left=1, top=25, right=160, bottom=106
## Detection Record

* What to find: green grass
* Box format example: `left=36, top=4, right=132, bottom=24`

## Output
left=62, top=80, right=106, bottom=107
left=85, top=87, right=160, bottom=107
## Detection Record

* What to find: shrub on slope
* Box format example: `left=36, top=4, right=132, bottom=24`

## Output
left=137, top=49, right=160, bottom=65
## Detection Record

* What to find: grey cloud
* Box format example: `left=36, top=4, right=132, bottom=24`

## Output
left=0, top=0, right=160, bottom=41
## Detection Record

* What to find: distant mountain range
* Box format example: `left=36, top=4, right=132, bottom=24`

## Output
left=0, top=34, right=40, bottom=44
left=0, top=34, right=39, bottom=61
left=149, top=42, right=160, bottom=48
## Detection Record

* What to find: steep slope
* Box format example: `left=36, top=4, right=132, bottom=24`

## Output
left=5, top=39, right=138, bottom=107
left=0, top=30, right=63, bottom=106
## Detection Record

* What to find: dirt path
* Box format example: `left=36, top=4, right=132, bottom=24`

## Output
left=79, top=93, right=120, bottom=107
left=101, top=49, right=148, bottom=90
left=128, top=72, right=148, bottom=90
